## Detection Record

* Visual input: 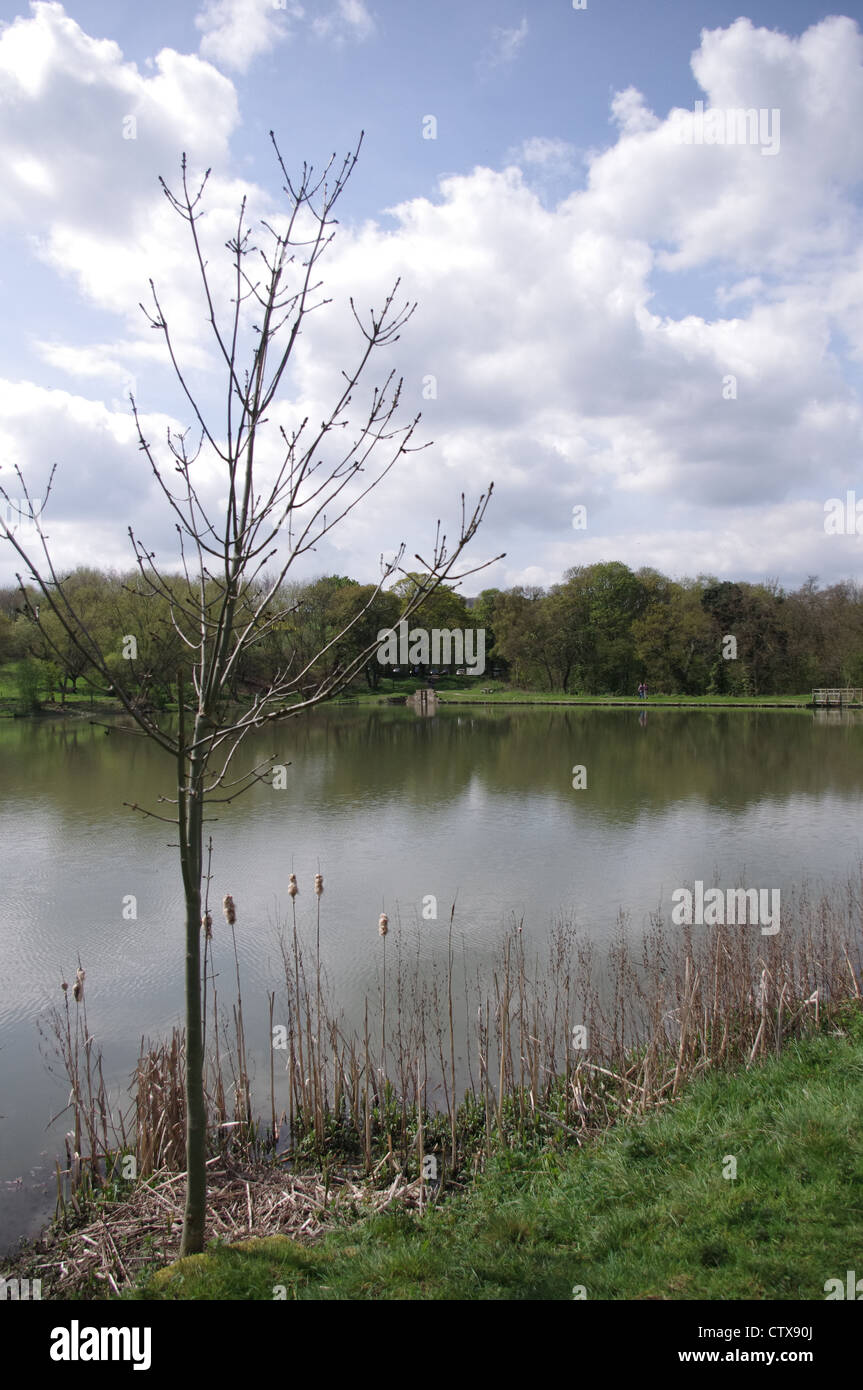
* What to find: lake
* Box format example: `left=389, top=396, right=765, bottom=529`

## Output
left=2, top=703, right=863, bottom=1251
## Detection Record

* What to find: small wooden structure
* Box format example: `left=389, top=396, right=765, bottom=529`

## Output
left=408, top=687, right=439, bottom=716
left=812, top=688, right=863, bottom=706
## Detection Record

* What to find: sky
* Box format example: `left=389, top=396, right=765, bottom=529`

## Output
left=2, top=0, right=863, bottom=595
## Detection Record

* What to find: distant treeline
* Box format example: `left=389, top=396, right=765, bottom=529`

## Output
left=0, top=561, right=859, bottom=702
left=473, top=563, right=859, bottom=697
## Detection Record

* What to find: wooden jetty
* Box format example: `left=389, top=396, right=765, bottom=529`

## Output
left=407, top=687, right=439, bottom=716
left=811, top=688, right=863, bottom=706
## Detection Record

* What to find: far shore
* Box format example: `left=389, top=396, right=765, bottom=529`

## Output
left=0, top=685, right=851, bottom=721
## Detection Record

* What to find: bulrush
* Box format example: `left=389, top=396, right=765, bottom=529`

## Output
left=288, top=874, right=299, bottom=899
left=314, top=874, right=324, bottom=897
left=72, top=967, right=85, bottom=1003
left=222, top=894, right=236, bottom=926
left=202, top=911, right=213, bottom=940
left=378, top=912, right=389, bottom=937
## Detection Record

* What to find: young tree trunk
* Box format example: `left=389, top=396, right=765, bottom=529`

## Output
left=181, top=820, right=205, bottom=1254
left=178, top=687, right=207, bottom=1255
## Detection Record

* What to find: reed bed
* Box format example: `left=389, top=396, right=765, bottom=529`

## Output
left=277, top=874, right=863, bottom=1177
left=16, top=1156, right=428, bottom=1299
left=33, top=868, right=863, bottom=1296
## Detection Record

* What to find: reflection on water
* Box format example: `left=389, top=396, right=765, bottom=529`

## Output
left=1, top=704, right=863, bottom=1250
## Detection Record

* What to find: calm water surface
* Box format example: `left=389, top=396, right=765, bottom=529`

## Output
left=2, top=704, right=863, bottom=1250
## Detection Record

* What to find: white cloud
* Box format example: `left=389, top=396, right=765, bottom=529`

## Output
left=0, top=379, right=180, bottom=547
left=0, top=4, right=261, bottom=375
left=580, top=15, right=863, bottom=275
left=33, top=341, right=165, bottom=381
left=195, top=0, right=304, bottom=73
left=610, top=86, right=660, bottom=137
left=480, top=17, right=528, bottom=72
left=504, top=501, right=836, bottom=590
left=195, top=0, right=373, bottom=68
left=508, top=136, right=577, bottom=169
left=3, top=8, right=863, bottom=594
left=311, top=0, right=375, bottom=43
left=0, top=4, right=238, bottom=236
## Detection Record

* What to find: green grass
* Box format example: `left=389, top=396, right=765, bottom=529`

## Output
left=332, top=682, right=815, bottom=708
left=437, top=688, right=813, bottom=707
left=0, top=660, right=110, bottom=711
left=131, top=1026, right=863, bottom=1300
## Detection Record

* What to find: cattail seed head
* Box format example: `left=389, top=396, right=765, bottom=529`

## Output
left=288, top=873, right=298, bottom=898
left=61, top=980, right=68, bottom=993
left=378, top=912, right=389, bottom=937
left=73, top=967, right=85, bottom=1003
left=222, top=894, right=236, bottom=926
left=202, top=911, right=213, bottom=939
left=314, top=873, right=323, bottom=896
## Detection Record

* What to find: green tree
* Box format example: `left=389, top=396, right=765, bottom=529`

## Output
left=14, top=655, right=43, bottom=714
left=564, top=562, right=646, bottom=694
left=492, top=586, right=549, bottom=687
left=632, top=573, right=713, bottom=693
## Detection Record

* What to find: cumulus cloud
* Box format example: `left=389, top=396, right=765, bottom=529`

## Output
left=582, top=16, right=863, bottom=274
left=610, top=86, right=660, bottom=137
left=195, top=0, right=304, bottom=73
left=0, top=2, right=239, bottom=259
left=0, top=379, right=186, bottom=568
left=3, top=6, right=863, bottom=593
left=194, top=0, right=373, bottom=69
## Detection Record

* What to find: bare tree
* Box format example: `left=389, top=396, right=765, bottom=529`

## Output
left=0, top=132, right=499, bottom=1254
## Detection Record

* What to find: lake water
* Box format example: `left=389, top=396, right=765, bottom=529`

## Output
left=2, top=703, right=863, bottom=1252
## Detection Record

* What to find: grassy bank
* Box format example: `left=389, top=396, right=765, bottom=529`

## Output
left=134, top=1019, right=863, bottom=1299
left=437, top=691, right=814, bottom=708
left=8, top=874, right=862, bottom=1300
left=335, top=682, right=816, bottom=708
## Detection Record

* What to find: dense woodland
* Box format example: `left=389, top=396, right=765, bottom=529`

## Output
left=1, top=560, right=862, bottom=705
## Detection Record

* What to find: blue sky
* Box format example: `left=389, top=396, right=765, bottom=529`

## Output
left=2, top=0, right=863, bottom=593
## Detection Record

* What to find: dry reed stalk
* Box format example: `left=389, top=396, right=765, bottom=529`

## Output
left=447, top=903, right=457, bottom=1169
left=363, top=999, right=371, bottom=1173
left=289, top=903, right=306, bottom=1121
left=268, top=990, right=277, bottom=1143
left=483, top=999, right=492, bottom=1162
left=201, top=837, right=215, bottom=1055
left=845, top=950, right=861, bottom=999
left=380, top=919, right=387, bottom=1082
left=316, top=882, right=323, bottom=1081
left=776, top=981, right=788, bottom=1055
left=417, top=1058, right=425, bottom=1214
